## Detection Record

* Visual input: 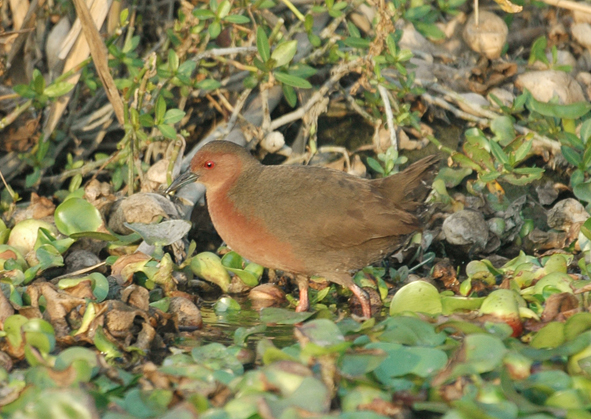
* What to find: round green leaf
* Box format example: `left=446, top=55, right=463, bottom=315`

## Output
left=54, top=198, right=104, bottom=237
left=390, top=281, right=442, bottom=315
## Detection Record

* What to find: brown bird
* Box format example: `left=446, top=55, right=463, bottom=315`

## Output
left=168, top=140, right=438, bottom=318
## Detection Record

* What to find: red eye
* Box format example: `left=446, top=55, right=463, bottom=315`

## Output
left=204, top=160, right=215, bottom=169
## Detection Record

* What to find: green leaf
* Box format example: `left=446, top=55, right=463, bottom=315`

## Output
left=163, top=108, right=185, bottom=124
left=271, top=40, right=298, bottom=68
left=168, top=50, right=179, bottom=73
left=490, top=116, right=515, bottom=146
left=288, top=64, right=317, bottom=79
left=33, top=69, right=45, bottom=94
left=223, top=14, right=250, bottom=23
left=343, top=37, right=371, bottom=48
left=256, top=27, right=270, bottom=62
left=192, top=8, right=216, bottom=19
left=282, top=84, right=297, bottom=107
left=158, top=124, right=177, bottom=139
left=54, top=198, right=104, bottom=236
left=196, top=78, right=221, bottom=90
left=404, top=5, right=431, bottom=19
left=413, top=21, right=445, bottom=40
left=390, top=281, right=442, bottom=315
left=526, top=93, right=591, bottom=119
left=44, top=82, right=74, bottom=98
left=139, top=113, right=155, bottom=128
left=209, top=21, right=222, bottom=39
left=13, top=84, right=36, bottom=98
left=581, top=119, right=591, bottom=144
left=348, top=21, right=361, bottom=38
left=366, top=157, right=385, bottom=174
left=216, top=0, right=231, bottom=18
left=274, top=71, right=312, bottom=88
left=489, top=139, right=509, bottom=165
left=574, top=179, right=591, bottom=203
left=581, top=218, right=591, bottom=241
left=155, top=95, right=167, bottom=124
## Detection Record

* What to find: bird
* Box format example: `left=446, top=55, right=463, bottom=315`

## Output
left=167, top=140, right=439, bottom=318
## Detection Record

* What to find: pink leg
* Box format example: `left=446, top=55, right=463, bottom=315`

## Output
left=350, top=284, right=371, bottom=318
left=295, top=275, right=309, bottom=312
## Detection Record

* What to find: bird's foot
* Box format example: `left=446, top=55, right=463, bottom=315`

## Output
left=350, top=285, right=372, bottom=319
left=295, top=275, right=309, bottom=312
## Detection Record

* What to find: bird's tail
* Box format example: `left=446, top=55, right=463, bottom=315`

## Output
left=374, top=155, right=440, bottom=213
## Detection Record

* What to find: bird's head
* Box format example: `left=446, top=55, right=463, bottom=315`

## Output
left=167, top=141, right=258, bottom=193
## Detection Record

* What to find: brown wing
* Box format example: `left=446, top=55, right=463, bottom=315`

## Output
left=230, top=165, right=423, bottom=251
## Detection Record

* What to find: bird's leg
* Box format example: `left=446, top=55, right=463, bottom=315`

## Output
left=295, top=275, right=309, bottom=312
left=350, top=284, right=371, bottom=318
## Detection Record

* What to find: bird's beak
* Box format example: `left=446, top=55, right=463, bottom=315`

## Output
left=166, top=171, right=199, bottom=194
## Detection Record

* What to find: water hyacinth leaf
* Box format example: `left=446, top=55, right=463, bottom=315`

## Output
left=190, top=252, right=231, bottom=292
left=545, top=389, right=587, bottom=409
left=150, top=296, right=170, bottom=312
left=456, top=334, right=507, bottom=374
left=341, top=386, right=394, bottom=414
left=35, top=244, right=64, bottom=270
left=441, top=296, right=485, bottom=315
left=54, top=197, right=113, bottom=239
left=340, top=351, right=389, bottom=377
left=54, top=347, right=99, bottom=382
left=271, top=40, right=298, bottom=68
left=298, top=319, right=345, bottom=347
left=121, top=388, right=173, bottom=418
left=234, top=324, right=267, bottom=346
left=517, top=370, right=572, bottom=394
left=23, top=318, right=55, bottom=352
left=89, top=272, right=109, bottom=301
left=531, top=322, right=565, bottom=349
left=4, top=314, right=29, bottom=349
left=368, top=342, right=448, bottom=380
left=73, top=302, right=99, bottom=336
left=532, top=272, right=573, bottom=295
left=390, top=281, right=442, bottom=315
left=379, top=316, right=446, bottom=346
left=260, top=307, right=314, bottom=324
left=214, top=296, right=241, bottom=312
left=93, top=326, right=123, bottom=359
left=564, top=313, right=591, bottom=341
left=191, top=343, right=244, bottom=376
left=268, top=376, right=331, bottom=415
left=7, top=388, right=99, bottom=419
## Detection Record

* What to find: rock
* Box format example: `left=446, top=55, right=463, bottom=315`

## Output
left=547, top=198, right=589, bottom=232
left=463, top=11, right=508, bottom=59
left=515, top=70, right=585, bottom=104
left=442, top=210, right=489, bottom=252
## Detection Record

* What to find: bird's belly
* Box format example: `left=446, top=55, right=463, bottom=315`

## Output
left=208, top=195, right=306, bottom=274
